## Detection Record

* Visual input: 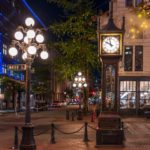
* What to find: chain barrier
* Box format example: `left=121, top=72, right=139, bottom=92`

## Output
left=18, top=126, right=50, bottom=136
left=12, top=121, right=98, bottom=148
left=34, top=128, right=50, bottom=136
left=87, top=124, right=97, bottom=131
left=54, top=124, right=84, bottom=134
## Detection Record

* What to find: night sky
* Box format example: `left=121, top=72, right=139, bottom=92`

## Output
left=27, top=0, right=109, bottom=27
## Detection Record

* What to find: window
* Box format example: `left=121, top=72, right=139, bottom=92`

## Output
left=126, top=0, right=133, bottom=7
left=140, top=81, right=150, bottom=108
left=135, top=46, right=143, bottom=71
left=124, top=46, right=133, bottom=71
left=3, top=44, right=7, bottom=55
left=120, top=81, right=136, bottom=109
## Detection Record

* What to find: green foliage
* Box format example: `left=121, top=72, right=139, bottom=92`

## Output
left=47, top=0, right=93, bottom=11
left=47, top=0, right=99, bottom=81
left=31, top=59, right=51, bottom=94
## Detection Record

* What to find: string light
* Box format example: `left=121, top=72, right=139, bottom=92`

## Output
left=126, top=1, right=150, bottom=39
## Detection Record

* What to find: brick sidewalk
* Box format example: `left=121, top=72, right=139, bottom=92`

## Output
left=0, top=111, right=150, bottom=150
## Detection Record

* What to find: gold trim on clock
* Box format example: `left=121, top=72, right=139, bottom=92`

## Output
left=100, top=33, right=123, bottom=56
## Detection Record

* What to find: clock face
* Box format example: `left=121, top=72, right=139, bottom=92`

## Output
left=102, top=36, right=120, bottom=53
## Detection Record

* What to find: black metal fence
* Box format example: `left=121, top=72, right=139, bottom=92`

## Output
left=11, top=122, right=97, bottom=149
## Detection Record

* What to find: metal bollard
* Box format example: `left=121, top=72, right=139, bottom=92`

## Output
left=50, top=123, right=56, bottom=144
left=66, top=110, right=69, bottom=120
left=91, top=112, right=94, bottom=122
left=121, top=122, right=124, bottom=129
left=83, top=122, right=89, bottom=142
left=71, top=112, right=74, bottom=121
left=12, top=126, right=18, bottom=149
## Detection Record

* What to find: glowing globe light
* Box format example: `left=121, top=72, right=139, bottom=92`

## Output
left=83, top=83, right=87, bottom=87
left=36, top=34, right=44, bottom=43
left=27, top=29, right=35, bottom=39
left=78, top=83, right=82, bottom=88
left=8, top=47, right=18, bottom=56
left=40, top=51, right=48, bottom=59
left=78, top=77, right=82, bottom=81
left=82, top=77, right=85, bottom=81
left=22, top=52, right=27, bottom=60
left=73, top=83, right=77, bottom=87
left=75, top=77, right=78, bottom=81
left=25, top=17, right=35, bottom=27
left=27, top=46, right=37, bottom=55
left=78, top=72, right=82, bottom=76
left=24, top=36, right=29, bottom=44
left=14, top=31, right=23, bottom=40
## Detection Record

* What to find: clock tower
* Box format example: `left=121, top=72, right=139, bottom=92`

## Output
left=96, top=1, right=125, bottom=146
left=99, top=1, right=125, bottom=112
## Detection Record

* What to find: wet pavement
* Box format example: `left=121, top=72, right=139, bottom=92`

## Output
left=0, top=110, right=150, bottom=150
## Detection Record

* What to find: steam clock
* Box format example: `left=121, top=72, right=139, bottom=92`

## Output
left=100, top=5, right=124, bottom=112
left=96, top=1, right=125, bottom=146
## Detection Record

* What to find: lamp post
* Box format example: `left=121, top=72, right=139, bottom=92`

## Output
left=8, top=17, right=48, bottom=150
left=72, top=72, right=87, bottom=119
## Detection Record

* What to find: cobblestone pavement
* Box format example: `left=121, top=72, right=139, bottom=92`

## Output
left=0, top=110, right=150, bottom=150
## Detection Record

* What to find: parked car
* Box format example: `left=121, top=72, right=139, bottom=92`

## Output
left=68, top=102, right=79, bottom=105
left=142, top=104, right=150, bottom=118
left=50, top=101, right=67, bottom=108
left=50, top=101, right=61, bottom=108
left=60, top=101, right=67, bottom=106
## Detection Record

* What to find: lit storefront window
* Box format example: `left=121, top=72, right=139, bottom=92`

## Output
left=120, top=81, right=136, bottom=109
left=140, top=81, right=150, bottom=107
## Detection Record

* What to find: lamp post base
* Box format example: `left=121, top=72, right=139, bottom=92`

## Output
left=20, top=125, right=36, bottom=150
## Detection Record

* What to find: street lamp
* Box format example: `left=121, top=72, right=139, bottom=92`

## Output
left=72, top=72, right=87, bottom=120
left=73, top=72, right=87, bottom=89
left=8, top=17, right=48, bottom=150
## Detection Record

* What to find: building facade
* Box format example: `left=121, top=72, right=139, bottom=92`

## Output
left=100, top=0, right=150, bottom=115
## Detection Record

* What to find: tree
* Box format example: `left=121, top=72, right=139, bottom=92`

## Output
left=31, top=58, right=51, bottom=98
left=47, top=0, right=100, bottom=81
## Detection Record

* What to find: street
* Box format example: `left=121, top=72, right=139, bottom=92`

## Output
left=0, top=110, right=150, bottom=150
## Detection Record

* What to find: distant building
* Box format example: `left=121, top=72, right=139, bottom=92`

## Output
left=100, top=0, right=150, bottom=115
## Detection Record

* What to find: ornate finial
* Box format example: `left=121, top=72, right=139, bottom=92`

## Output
left=109, top=0, right=113, bottom=19
left=97, top=16, right=100, bottom=31
left=101, top=0, right=122, bottom=31
left=122, top=16, right=125, bottom=31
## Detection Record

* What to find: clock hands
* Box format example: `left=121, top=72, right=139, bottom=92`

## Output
left=105, top=40, right=113, bottom=47
left=102, top=36, right=119, bottom=53
left=108, top=37, right=113, bottom=47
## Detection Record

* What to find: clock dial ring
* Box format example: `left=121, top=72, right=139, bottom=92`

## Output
left=102, top=35, right=120, bottom=54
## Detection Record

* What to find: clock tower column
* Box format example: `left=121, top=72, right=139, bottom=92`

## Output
left=96, top=1, right=125, bottom=146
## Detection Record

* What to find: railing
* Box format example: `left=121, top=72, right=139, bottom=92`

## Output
left=11, top=121, right=98, bottom=149
left=12, top=121, right=126, bottom=149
